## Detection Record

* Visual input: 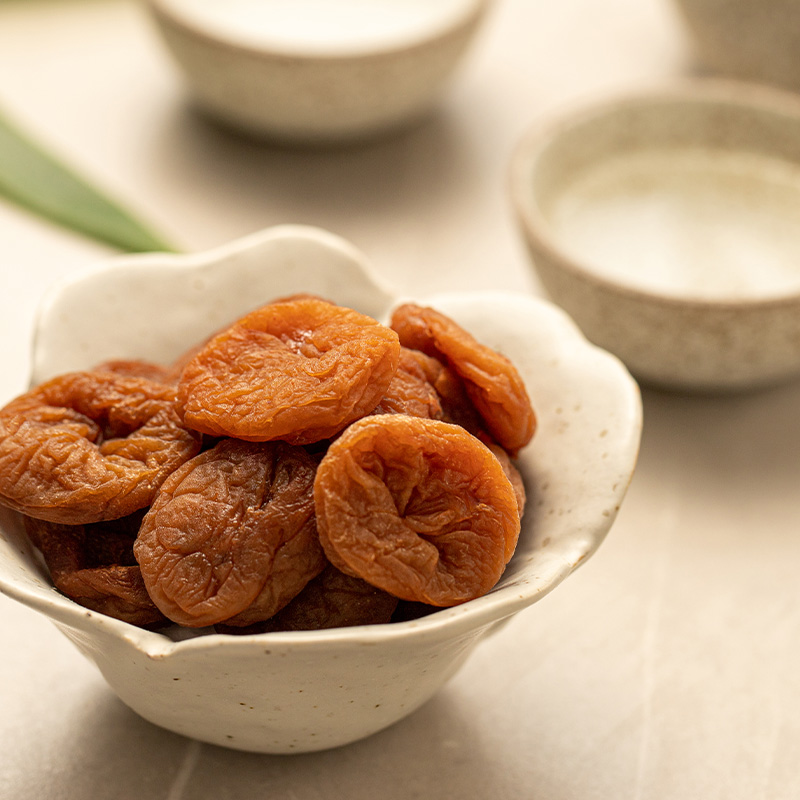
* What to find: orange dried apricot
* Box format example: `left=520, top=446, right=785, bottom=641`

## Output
left=390, top=304, right=536, bottom=455
left=134, top=438, right=325, bottom=628
left=176, top=296, right=401, bottom=445
left=0, top=372, right=202, bottom=524
left=486, top=442, right=526, bottom=517
left=371, top=347, right=443, bottom=419
left=92, top=359, right=174, bottom=384
left=406, top=347, right=486, bottom=436
left=218, top=564, right=399, bottom=633
left=314, top=415, right=521, bottom=606
left=24, top=513, right=166, bottom=627
left=267, top=565, right=399, bottom=630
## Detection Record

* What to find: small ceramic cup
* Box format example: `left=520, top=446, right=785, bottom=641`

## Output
left=145, top=0, right=491, bottom=143
left=673, top=0, right=800, bottom=92
left=510, top=80, right=800, bottom=392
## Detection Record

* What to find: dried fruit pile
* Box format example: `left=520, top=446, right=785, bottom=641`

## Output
left=0, top=295, right=535, bottom=632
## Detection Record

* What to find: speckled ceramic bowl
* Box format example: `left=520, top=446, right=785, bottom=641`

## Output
left=0, top=225, right=641, bottom=753
left=510, top=81, right=800, bottom=392
left=673, top=0, right=800, bottom=92
left=145, top=0, right=491, bottom=143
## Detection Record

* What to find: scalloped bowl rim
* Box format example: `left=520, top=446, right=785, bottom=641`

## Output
left=0, top=224, right=642, bottom=661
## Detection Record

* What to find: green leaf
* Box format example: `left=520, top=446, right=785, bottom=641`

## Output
left=0, top=109, right=178, bottom=253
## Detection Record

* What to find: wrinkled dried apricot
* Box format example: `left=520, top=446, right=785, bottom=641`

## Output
left=405, top=348, right=486, bottom=435
left=218, top=564, right=399, bottom=633
left=371, top=347, right=443, bottom=419
left=314, top=415, right=521, bottom=606
left=486, top=442, right=526, bottom=516
left=267, top=565, right=399, bottom=630
left=24, top=513, right=166, bottom=627
left=0, top=372, right=202, bottom=524
left=92, top=359, right=174, bottom=384
left=408, top=352, right=526, bottom=512
left=176, top=296, right=401, bottom=445
left=390, top=304, right=536, bottom=455
left=134, top=438, right=325, bottom=628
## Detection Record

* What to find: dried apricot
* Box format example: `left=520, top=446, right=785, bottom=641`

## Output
left=371, top=347, right=443, bottom=419
left=0, top=372, right=202, bottom=524
left=409, top=355, right=525, bottom=513
left=134, top=438, right=325, bottom=628
left=176, top=296, right=401, bottom=445
left=486, top=442, right=526, bottom=516
left=405, top=348, right=486, bottom=435
left=217, top=565, right=399, bottom=633
left=92, top=359, right=174, bottom=384
left=24, top=513, right=166, bottom=627
left=314, top=415, right=521, bottom=606
left=390, top=304, right=536, bottom=455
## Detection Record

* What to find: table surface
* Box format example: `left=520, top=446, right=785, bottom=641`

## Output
left=2, top=1, right=799, bottom=798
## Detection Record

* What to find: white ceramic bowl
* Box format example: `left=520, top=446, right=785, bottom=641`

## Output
left=673, top=0, right=800, bottom=93
left=0, top=225, right=641, bottom=753
left=510, top=81, right=800, bottom=392
left=145, top=0, right=491, bottom=143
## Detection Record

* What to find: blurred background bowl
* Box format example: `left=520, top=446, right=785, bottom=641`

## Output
left=510, top=80, right=800, bottom=392
left=145, top=0, right=491, bottom=144
left=673, top=0, right=800, bottom=92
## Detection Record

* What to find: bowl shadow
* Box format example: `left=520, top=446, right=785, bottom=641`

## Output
left=10, top=684, right=536, bottom=800
left=146, top=96, right=482, bottom=247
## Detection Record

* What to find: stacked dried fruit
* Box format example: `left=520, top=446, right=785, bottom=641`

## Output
left=0, top=295, right=535, bottom=632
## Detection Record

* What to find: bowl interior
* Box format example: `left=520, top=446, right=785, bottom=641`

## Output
left=518, top=83, right=800, bottom=304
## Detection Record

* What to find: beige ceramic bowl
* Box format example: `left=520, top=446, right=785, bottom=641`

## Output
left=0, top=225, right=641, bottom=753
left=673, top=0, right=800, bottom=92
left=145, top=0, right=490, bottom=143
left=510, top=81, right=800, bottom=392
